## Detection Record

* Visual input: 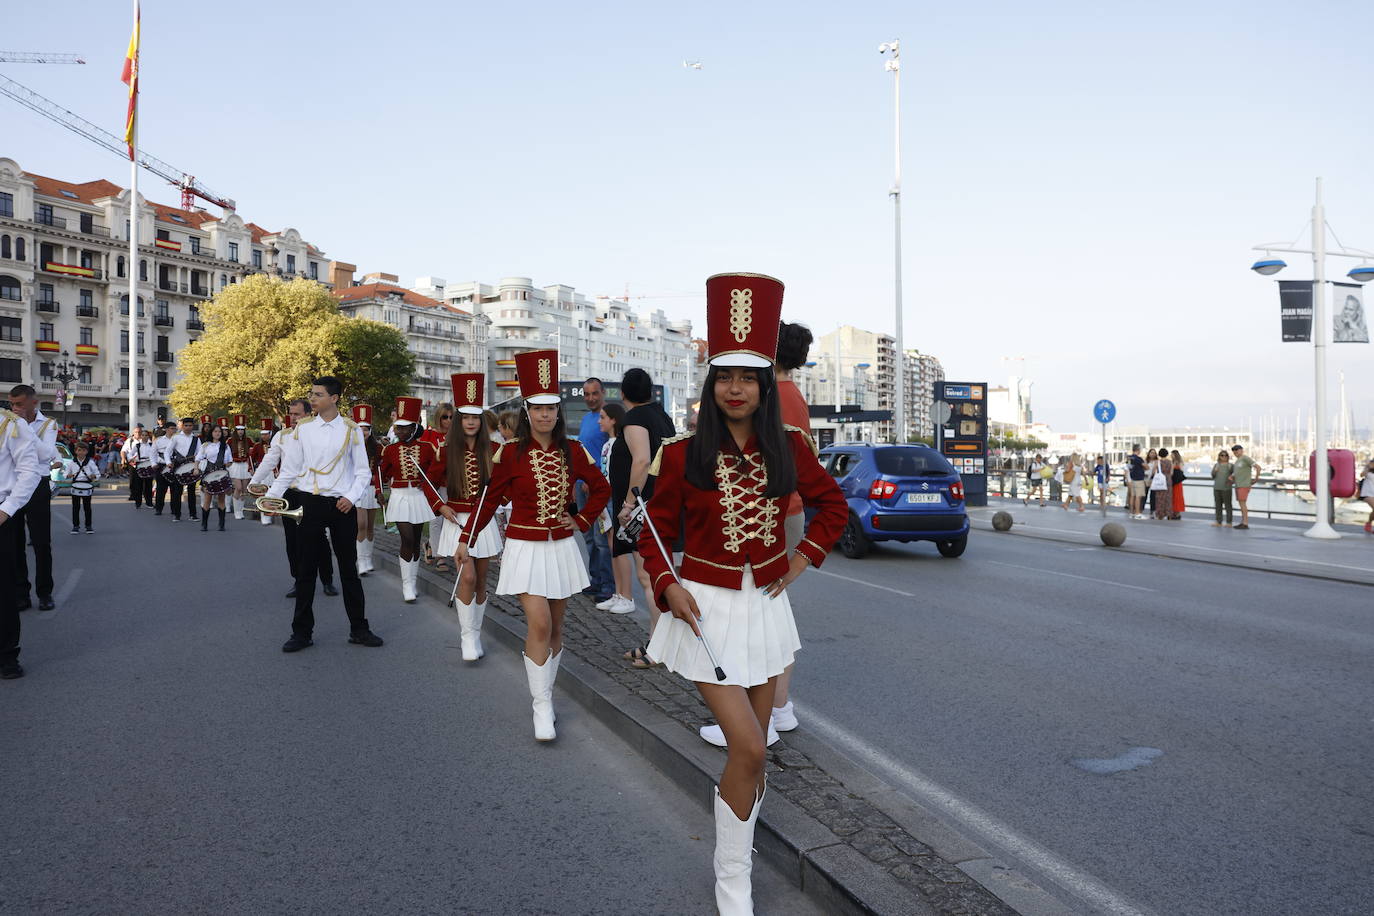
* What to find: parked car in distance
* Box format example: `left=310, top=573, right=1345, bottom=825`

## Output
left=819, top=443, right=969, bottom=558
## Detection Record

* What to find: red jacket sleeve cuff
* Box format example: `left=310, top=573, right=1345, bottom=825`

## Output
left=797, top=536, right=828, bottom=569
left=573, top=512, right=592, bottom=533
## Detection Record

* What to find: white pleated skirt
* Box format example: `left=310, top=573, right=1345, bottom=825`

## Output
left=437, top=511, right=503, bottom=559
left=355, top=487, right=380, bottom=510
left=386, top=487, right=434, bottom=524
left=228, top=463, right=251, bottom=480
left=647, top=568, right=800, bottom=688
left=496, top=536, right=588, bottom=600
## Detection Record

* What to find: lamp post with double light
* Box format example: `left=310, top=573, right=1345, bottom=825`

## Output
left=1250, top=177, right=1374, bottom=539
left=52, top=349, right=80, bottom=433
left=879, top=39, right=906, bottom=444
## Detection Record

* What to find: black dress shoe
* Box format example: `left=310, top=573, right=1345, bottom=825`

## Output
left=285, top=586, right=298, bottom=598
left=348, top=630, right=384, bottom=648
left=38, top=596, right=54, bottom=611
left=281, top=635, right=313, bottom=653
left=1, top=661, right=23, bottom=679
left=322, top=582, right=339, bottom=596
left=15, top=597, right=31, bottom=612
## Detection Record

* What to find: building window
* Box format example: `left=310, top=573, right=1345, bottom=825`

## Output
left=13, top=238, right=23, bottom=261
left=228, top=242, right=239, bottom=263
left=139, top=259, right=147, bottom=281
left=117, top=255, right=126, bottom=278
left=220, top=273, right=228, bottom=289
left=0, top=359, right=20, bottom=383
left=39, top=322, right=54, bottom=342
left=79, top=327, right=93, bottom=345
left=0, top=317, right=20, bottom=341
left=80, top=213, right=94, bottom=234
left=79, top=403, right=92, bottom=412
left=118, top=367, right=145, bottom=388
left=190, top=237, right=201, bottom=255
left=78, top=366, right=91, bottom=384
left=286, top=254, right=296, bottom=273
left=36, top=203, right=54, bottom=225
left=156, top=229, right=170, bottom=242
left=252, top=249, right=262, bottom=269
left=0, top=276, right=20, bottom=301
left=80, top=289, right=92, bottom=309
left=156, top=370, right=168, bottom=388
left=121, top=330, right=129, bottom=353
left=0, top=236, right=8, bottom=259
left=38, top=284, right=55, bottom=305
left=309, top=261, right=318, bottom=280
left=139, top=331, right=145, bottom=354
left=0, top=192, right=13, bottom=218
left=39, top=362, right=53, bottom=381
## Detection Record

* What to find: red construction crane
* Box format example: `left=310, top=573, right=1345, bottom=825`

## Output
left=0, top=51, right=236, bottom=211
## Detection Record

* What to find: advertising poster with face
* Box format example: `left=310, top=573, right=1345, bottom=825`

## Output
left=1332, top=282, right=1369, bottom=343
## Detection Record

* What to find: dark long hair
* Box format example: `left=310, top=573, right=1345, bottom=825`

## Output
left=601, top=402, right=627, bottom=440
left=685, top=365, right=795, bottom=497
left=446, top=412, right=492, bottom=500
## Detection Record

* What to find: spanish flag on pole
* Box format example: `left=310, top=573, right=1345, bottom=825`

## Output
left=121, top=1, right=140, bottom=160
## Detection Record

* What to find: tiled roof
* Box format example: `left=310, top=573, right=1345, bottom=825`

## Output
left=333, top=282, right=469, bottom=315
left=28, top=173, right=124, bottom=205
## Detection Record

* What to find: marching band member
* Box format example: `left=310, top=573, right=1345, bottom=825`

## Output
left=264, top=376, right=381, bottom=653
left=432, top=373, right=502, bottom=661
left=0, top=406, right=44, bottom=680
left=249, top=419, right=274, bottom=525
left=227, top=414, right=253, bottom=520
left=351, top=405, right=381, bottom=575
left=250, top=402, right=336, bottom=597
left=152, top=423, right=175, bottom=516
left=637, top=274, right=846, bottom=915
left=197, top=423, right=232, bottom=532
left=167, top=417, right=202, bottom=522
left=378, top=396, right=442, bottom=603
left=63, top=440, right=101, bottom=534
left=7, top=385, right=59, bottom=611
left=120, top=423, right=144, bottom=502
left=457, top=350, right=609, bottom=740
left=421, top=402, right=453, bottom=571
left=129, top=427, right=156, bottom=509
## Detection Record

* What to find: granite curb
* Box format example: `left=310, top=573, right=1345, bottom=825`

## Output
left=969, top=505, right=1374, bottom=588
left=369, top=529, right=1029, bottom=916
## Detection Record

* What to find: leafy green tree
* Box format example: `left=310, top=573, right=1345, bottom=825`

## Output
left=171, top=275, right=414, bottom=421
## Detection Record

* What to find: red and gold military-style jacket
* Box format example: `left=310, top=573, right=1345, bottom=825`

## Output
left=639, top=428, right=847, bottom=609
left=429, top=441, right=501, bottom=515
left=378, top=436, right=445, bottom=501
left=229, top=434, right=252, bottom=464
left=248, top=440, right=268, bottom=469
left=463, top=438, right=609, bottom=542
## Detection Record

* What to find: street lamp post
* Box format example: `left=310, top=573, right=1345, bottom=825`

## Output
left=1250, top=177, right=1374, bottom=540
left=879, top=39, right=905, bottom=444
left=52, top=349, right=80, bottom=433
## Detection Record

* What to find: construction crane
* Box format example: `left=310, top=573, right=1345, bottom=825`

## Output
left=0, top=51, right=236, bottom=211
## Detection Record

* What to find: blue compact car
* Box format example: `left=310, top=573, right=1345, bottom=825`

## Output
left=818, top=443, right=969, bottom=558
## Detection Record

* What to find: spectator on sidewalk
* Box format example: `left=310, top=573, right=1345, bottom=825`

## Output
left=1093, top=454, right=1109, bottom=508
left=1127, top=444, right=1147, bottom=518
left=1211, top=449, right=1234, bottom=527
left=1025, top=453, right=1047, bottom=507
left=1169, top=450, right=1186, bottom=520
left=593, top=402, right=635, bottom=615
left=1151, top=449, right=1173, bottom=519
left=577, top=378, right=615, bottom=603
left=1230, top=444, right=1261, bottom=530
left=1062, top=453, right=1085, bottom=512
left=1361, top=457, right=1374, bottom=534
left=1145, top=449, right=1161, bottom=517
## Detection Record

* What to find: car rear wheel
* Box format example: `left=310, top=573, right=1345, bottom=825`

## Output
left=936, top=534, right=967, bottom=558
left=840, top=514, right=873, bottom=559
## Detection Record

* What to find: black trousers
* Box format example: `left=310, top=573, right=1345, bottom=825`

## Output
left=71, top=494, right=92, bottom=528
left=15, top=480, right=52, bottom=601
left=127, top=468, right=138, bottom=500
left=283, top=489, right=334, bottom=585
left=0, top=513, right=21, bottom=664
left=154, top=474, right=169, bottom=512
left=292, top=493, right=366, bottom=637
left=169, top=479, right=198, bottom=518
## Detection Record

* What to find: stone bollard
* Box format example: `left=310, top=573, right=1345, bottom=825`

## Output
left=992, top=511, right=1014, bottom=532
left=1100, top=522, right=1126, bottom=547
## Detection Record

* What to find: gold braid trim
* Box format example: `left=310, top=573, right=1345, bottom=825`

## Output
left=784, top=424, right=819, bottom=458
left=648, top=431, right=694, bottom=476
left=716, top=451, right=780, bottom=554
left=528, top=447, right=569, bottom=523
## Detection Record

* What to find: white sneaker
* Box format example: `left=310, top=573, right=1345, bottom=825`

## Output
left=595, top=595, right=620, bottom=611
left=771, top=700, right=798, bottom=732
left=609, top=595, right=636, bottom=615
left=699, top=720, right=780, bottom=748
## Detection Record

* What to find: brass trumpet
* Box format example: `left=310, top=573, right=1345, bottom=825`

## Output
left=255, top=496, right=304, bottom=521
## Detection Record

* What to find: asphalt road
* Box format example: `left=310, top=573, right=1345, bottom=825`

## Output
left=0, top=490, right=818, bottom=916
left=778, top=517, right=1372, bottom=916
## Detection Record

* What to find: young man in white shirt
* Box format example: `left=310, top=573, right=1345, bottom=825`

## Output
left=167, top=417, right=202, bottom=522
left=7, top=386, right=59, bottom=611
left=121, top=424, right=144, bottom=501
left=265, top=377, right=379, bottom=652
left=250, top=399, right=336, bottom=598
left=0, top=406, right=46, bottom=679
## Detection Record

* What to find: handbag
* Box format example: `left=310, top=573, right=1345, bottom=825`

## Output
left=1171, top=467, right=1186, bottom=485
left=1150, top=461, right=1168, bottom=491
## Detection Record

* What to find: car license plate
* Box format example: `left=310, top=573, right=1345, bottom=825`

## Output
left=906, top=493, right=941, bottom=504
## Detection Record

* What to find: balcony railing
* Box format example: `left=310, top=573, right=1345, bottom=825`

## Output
left=33, top=211, right=66, bottom=229
left=76, top=305, right=99, bottom=319
left=190, top=286, right=208, bottom=298
left=36, top=299, right=60, bottom=313
left=186, top=318, right=204, bottom=332
left=80, top=222, right=111, bottom=238
left=154, top=314, right=174, bottom=328
left=153, top=350, right=175, bottom=363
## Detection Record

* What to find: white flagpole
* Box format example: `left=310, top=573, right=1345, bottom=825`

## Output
left=127, top=0, right=139, bottom=432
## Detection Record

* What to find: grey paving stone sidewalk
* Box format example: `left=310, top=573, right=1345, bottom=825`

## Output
left=374, top=526, right=1018, bottom=916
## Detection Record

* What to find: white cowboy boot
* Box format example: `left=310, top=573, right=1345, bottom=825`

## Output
left=457, top=599, right=483, bottom=661
left=471, top=599, right=487, bottom=659
left=523, top=652, right=556, bottom=741
left=714, top=784, right=765, bottom=916
left=233, top=497, right=245, bottom=520
left=356, top=540, right=373, bottom=575
left=401, top=559, right=418, bottom=603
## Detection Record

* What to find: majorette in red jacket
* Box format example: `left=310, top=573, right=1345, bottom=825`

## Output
left=378, top=436, right=445, bottom=503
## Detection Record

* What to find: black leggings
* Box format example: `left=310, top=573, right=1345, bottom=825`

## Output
left=71, top=494, right=92, bottom=529
left=396, top=521, right=423, bottom=561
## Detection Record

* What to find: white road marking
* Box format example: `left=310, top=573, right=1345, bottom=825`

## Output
left=811, top=568, right=916, bottom=597
left=795, top=702, right=1157, bottom=916
left=985, top=559, right=1155, bottom=592
left=49, top=567, right=82, bottom=613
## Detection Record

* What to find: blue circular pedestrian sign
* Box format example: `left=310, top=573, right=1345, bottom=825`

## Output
left=1094, top=399, right=1117, bottom=424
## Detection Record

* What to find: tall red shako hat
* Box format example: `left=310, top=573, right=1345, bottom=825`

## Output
left=351, top=404, right=373, bottom=427
left=261, top=417, right=276, bottom=434
left=393, top=396, right=423, bottom=426
left=452, top=373, right=485, bottom=415
left=513, top=349, right=560, bottom=405
left=199, top=413, right=212, bottom=427
left=704, top=272, right=784, bottom=368
left=233, top=413, right=247, bottom=430
left=281, top=413, right=293, bottom=430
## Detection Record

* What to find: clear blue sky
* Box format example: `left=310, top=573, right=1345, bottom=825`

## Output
left=7, top=0, right=1373, bottom=434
